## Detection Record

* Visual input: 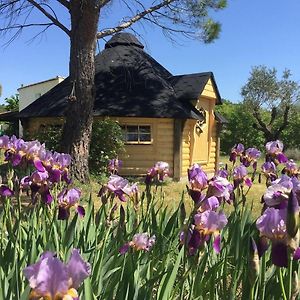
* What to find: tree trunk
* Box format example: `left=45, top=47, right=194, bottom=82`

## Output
left=61, top=1, right=100, bottom=182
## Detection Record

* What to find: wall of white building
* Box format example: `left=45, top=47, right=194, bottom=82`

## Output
left=18, top=76, right=64, bottom=111
left=18, top=76, right=64, bottom=136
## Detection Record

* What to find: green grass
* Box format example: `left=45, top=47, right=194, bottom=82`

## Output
left=80, top=156, right=268, bottom=219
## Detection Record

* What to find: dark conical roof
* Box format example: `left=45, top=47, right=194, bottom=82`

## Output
left=105, top=32, right=144, bottom=49
left=19, top=33, right=220, bottom=120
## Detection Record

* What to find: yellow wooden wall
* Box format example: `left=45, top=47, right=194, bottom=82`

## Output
left=181, top=78, right=219, bottom=177
left=116, top=117, right=174, bottom=176
left=25, top=116, right=174, bottom=177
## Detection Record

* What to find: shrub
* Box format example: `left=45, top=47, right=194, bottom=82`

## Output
left=27, top=119, right=125, bottom=175
left=89, top=119, right=125, bottom=175
left=29, top=124, right=62, bottom=151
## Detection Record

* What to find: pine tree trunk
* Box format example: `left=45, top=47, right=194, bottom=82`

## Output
left=61, top=1, right=100, bottom=182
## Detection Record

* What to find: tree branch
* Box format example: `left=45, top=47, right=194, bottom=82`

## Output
left=252, top=109, right=272, bottom=137
left=99, top=0, right=112, bottom=9
left=268, top=106, right=277, bottom=126
left=56, top=0, right=70, bottom=9
left=0, top=22, right=53, bottom=32
left=26, top=0, right=70, bottom=36
left=274, top=105, right=290, bottom=140
left=97, top=0, right=175, bottom=39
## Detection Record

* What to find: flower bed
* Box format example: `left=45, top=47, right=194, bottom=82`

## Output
left=0, top=136, right=299, bottom=299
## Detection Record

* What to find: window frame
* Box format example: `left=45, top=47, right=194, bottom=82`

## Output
left=121, top=124, right=153, bottom=145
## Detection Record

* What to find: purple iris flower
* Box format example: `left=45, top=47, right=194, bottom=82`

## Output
left=179, top=227, right=192, bottom=245
left=229, top=143, right=244, bottom=163
left=108, top=158, right=122, bottom=174
left=187, top=229, right=202, bottom=255
left=31, top=170, right=49, bottom=184
left=208, top=176, right=233, bottom=202
left=233, top=165, right=247, bottom=179
left=2, top=135, right=27, bottom=166
left=119, top=233, right=156, bottom=254
left=233, top=165, right=252, bottom=188
left=23, top=249, right=90, bottom=299
left=58, top=188, right=84, bottom=220
left=242, top=147, right=261, bottom=169
left=33, top=151, right=71, bottom=184
left=193, top=210, right=228, bottom=253
left=33, top=159, right=46, bottom=172
left=0, top=136, right=72, bottom=185
left=256, top=207, right=290, bottom=267
left=145, top=167, right=157, bottom=184
left=216, top=168, right=228, bottom=178
left=20, top=170, right=54, bottom=205
left=284, top=159, right=299, bottom=176
left=56, top=153, right=72, bottom=169
left=40, top=186, right=53, bottom=205
left=266, top=140, right=288, bottom=163
left=0, top=185, right=14, bottom=197
left=4, top=149, right=23, bottom=166
left=145, top=161, right=169, bottom=183
left=24, top=140, right=44, bottom=162
left=188, top=189, right=205, bottom=205
left=102, top=175, right=138, bottom=203
left=188, top=164, right=208, bottom=191
left=261, top=161, right=277, bottom=182
left=266, top=140, right=284, bottom=154
left=194, top=210, right=228, bottom=235
left=0, top=135, right=10, bottom=149
left=256, top=208, right=287, bottom=241
left=199, top=196, right=220, bottom=212
left=263, top=175, right=293, bottom=208
left=155, top=161, right=170, bottom=181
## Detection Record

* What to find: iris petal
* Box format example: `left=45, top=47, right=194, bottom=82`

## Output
left=67, top=249, right=91, bottom=289
left=271, top=242, right=288, bottom=267
left=213, top=234, right=221, bottom=253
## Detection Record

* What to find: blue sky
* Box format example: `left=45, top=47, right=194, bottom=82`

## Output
left=1, top=0, right=300, bottom=104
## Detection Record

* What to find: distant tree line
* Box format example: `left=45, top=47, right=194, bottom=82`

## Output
left=216, top=100, right=300, bottom=154
left=216, top=66, right=300, bottom=157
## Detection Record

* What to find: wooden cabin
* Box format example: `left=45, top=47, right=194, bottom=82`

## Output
left=19, top=33, right=225, bottom=180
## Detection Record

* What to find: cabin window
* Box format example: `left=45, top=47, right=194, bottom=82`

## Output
left=121, top=125, right=152, bottom=144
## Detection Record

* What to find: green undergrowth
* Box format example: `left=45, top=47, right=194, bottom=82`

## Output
left=0, top=184, right=298, bottom=299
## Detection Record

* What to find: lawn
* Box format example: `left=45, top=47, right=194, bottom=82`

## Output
left=81, top=155, right=268, bottom=219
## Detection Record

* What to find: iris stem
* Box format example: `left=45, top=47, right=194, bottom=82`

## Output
left=250, top=284, right=255, bottom=300
left=260, top=253, right=266, bottom=300
left=288, top=255, right=293, bottom=299
left=278, top=267, right=287, bottom=300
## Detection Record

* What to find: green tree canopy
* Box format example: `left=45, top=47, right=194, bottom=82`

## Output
left=4, top=94, right=19, bottom=111
left=216, top=100, right=265, bottom=153
left=241, top=66, right=300, bottom=143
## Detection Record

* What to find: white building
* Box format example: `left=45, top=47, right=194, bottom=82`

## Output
left=18, top=76, right=64, bottom=136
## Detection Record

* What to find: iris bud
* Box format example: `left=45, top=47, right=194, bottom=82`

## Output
left=249, top=237, right=260, bottom=285
left=287, top=191, right=299, bottom=238
left=292, top=271, right=299, bottom=300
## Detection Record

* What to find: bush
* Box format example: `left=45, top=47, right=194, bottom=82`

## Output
left=29, top=124, right=62, bottom=151
left=28, top=119, right=125, bottom=175
left=216, top=100, right=265, bottom=153
left=89, top=119, right=125, bottom=175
